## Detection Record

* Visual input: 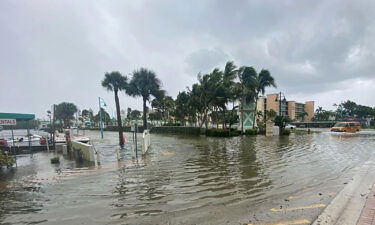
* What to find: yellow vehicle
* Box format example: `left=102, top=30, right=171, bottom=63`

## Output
left=330, top=121, right=361, bottom=133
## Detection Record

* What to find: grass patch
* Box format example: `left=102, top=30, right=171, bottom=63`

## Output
left=50, top=157, right=60, bottom=164
left=289, top=129, right=321, bottom=134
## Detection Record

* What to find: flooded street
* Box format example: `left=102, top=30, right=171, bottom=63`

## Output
left=1, top=130, right=375, bottom=225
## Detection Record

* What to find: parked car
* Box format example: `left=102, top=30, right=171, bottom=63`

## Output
left=285, top=124, right=296, bottom=129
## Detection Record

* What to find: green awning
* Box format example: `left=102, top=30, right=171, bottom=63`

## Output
left=0, top=113, right=35, bottom=120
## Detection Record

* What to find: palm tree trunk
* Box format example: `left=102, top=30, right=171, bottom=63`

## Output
left=114, top=90, right=124, bottom=148
left=240, top=96, right=244, bottom=133
left=222, top=108, right=226, bottom=129
left=142, top=96, right=147, bottom=129
left=253, top=95, right=259, bottom=129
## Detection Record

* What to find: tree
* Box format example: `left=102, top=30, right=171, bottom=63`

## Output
left=274, top=115, right=292, bottom=134
left=252, top=69, right=276, bottom=128
left=256, top=109, right=277, bottom=133
left=82, top=109, right=94, bottom=121
left=210, top=61, right=238, bottom=129
left=355, top=105, right=375, bottom=118
left=130, top=110, right=141, bottom=120
left=237, top=66, right=257, bottom=133
left=126, top=68, right=163, bottom=129
left=313, top=106, right=336, bottom=121
left=149, top=111, right=163, bottom=122
left=223, top=61, right=239, bottom=129
left=175, top=91, right=190, bottom=125
left=297, top=111, right=308, bottom=121
left=55, top=102, right=78, bottom=128
left=102, top=71, right=128, bottom=148
left=340, top=100, right=357, bottom=117
left=338, top=100, right=375, bottom=119
left=94, top=108, right=111, bottom=125
left=126, top=107, right=132, bottom=119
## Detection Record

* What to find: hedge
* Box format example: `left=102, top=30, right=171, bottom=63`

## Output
left=0, top=154, right=15, bottom=168
left=205, top=128, right=241, bottom=137
left=150, top=126, right=201, bottom=135
left=84, top=126, right=146, bottom=133
left=281, top=129, right=291, bottom=136
left=245, top=129, right=257, bottom=135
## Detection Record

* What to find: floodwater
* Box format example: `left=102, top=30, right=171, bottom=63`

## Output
left=1, top=129, right=375, bottom=225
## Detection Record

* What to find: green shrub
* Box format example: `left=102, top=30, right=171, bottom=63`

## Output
left=245, top=129, right=258, bottom=135
left=281, top=129, right=291, bottom=136
left=258, top=129, right=266, bottom=135
left=85, top=126, right=146, bottom=132
left=0, top=154, right=15, bottom=168
left=206, top=129, right=230, bottom=137
left=230, top=130, right=242, bottom=136
left=150, top=126, right=201, bottom=135
left=206, top=129, right=241, bottom=137
left=50, top=157, right=60, bottom=164
left=162, top=123, right=181, bottom=127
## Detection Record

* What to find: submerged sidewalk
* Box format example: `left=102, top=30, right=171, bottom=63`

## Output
left=312, top=161, right=375, bottom=225
left=357, top=184, right=375, bottom=225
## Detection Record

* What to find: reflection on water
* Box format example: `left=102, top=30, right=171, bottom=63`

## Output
left=0, top=130, right=375, bottom=224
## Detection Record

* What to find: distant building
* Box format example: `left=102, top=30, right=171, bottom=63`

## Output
left=257, top=93, right=315, bottom=121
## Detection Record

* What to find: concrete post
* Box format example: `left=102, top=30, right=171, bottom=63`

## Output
left=266, top=121, right=274, bottom=137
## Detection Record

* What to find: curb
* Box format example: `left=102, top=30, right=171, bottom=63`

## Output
left=312, top=161, right=375, bottom=225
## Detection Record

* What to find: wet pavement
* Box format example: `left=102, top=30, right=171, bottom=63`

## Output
left=1, top=129, right=375, bottom=225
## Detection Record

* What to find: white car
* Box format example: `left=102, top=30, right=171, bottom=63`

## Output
left=285, top=124, right=296, bottom=129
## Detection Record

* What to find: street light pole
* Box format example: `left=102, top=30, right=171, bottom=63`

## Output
left=98, top=97, right=107, bottom=139
left=98, top=97, right=103, bottom=139
left=279, top=92, right=282, bottom=116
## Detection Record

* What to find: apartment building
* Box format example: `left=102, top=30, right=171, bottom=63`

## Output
left=257, top=93, right=314, bottom=121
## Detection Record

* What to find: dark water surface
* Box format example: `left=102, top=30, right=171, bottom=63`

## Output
left=1, top=130, right=375, bottom=224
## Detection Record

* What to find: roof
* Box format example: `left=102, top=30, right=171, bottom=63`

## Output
left=0, top=113, right=35, bottom=120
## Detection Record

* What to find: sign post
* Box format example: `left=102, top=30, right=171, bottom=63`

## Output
left=0, top=119, right=17, bottom=149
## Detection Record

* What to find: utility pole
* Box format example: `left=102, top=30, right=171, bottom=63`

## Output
left=279, top=92, right=282, bottom=116
left=98, top=97, right=103, bottom=139
left=98, top=97, right=106, bottom=139
left=52, top=104, right=56, bottom=150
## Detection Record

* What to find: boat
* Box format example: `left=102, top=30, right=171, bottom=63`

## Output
left=330, top=121, right=361, bottom=133
left=6, top=134, right=44, bottom=146
left=54, top=130, right=90, bottom=144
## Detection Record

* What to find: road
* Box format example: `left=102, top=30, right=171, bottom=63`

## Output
left=1, top=129, right=374, bottom=225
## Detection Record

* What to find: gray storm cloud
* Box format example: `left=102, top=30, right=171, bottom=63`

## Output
left=1, top=0, right=374, bottom=118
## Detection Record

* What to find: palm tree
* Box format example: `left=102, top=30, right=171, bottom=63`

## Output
left=222, top=61, right=238, bottom=128
left=298, top=111, right=308, bottom=121
left=238, top=66, right=257, bottom=133
left=55, top=102, right=78, bottom=128
left=252, top=69, right=276, bottom=128
left=126, top=68, right=162, bottom=129
left=102, top=71, right=128, bottom=148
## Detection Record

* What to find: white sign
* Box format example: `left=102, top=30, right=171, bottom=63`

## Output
left=0, top=119, right=17, bottom=126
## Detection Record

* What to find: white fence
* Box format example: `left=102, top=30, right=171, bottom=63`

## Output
left=142, top=130, right=151, bottom=155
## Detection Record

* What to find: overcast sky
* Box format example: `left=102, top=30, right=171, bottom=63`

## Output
left=1, top=0, right=375, bottom=119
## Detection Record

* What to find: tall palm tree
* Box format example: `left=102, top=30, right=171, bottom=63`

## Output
left=222, top=61, right=238, bottom=128
left=102, top=71, right=128, bottom=148
left=126, top=68, right=162, bottom=129
left=238, top=66, right=257, bottom=133
left=252, top=69, right=276, bottom=128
